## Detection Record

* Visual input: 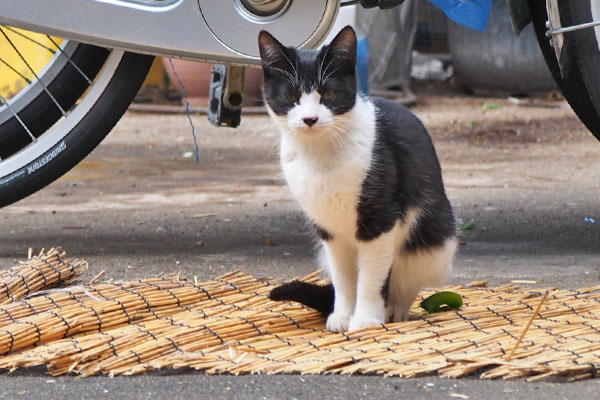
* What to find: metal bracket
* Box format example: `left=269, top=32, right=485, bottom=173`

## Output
left=208, top=64, right=245, bottom=128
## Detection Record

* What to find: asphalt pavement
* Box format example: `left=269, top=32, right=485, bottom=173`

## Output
left=1, top=91, right=599, bottom=399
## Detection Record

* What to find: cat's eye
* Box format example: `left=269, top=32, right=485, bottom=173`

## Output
left=321, top=89, right=335, bottom=101
left=283, top=92, right=299, bottom=103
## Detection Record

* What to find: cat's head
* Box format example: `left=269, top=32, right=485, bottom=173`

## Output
left=258, top=26, right=357, bottom=136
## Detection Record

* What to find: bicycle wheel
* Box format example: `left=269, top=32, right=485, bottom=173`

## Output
left=529, top=1, right=600, bottom=141
left=0, top=27, right=154, bottom=208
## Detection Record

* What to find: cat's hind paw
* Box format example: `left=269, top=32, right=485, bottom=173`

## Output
left=392, top=305, right=411, bottom=322
left=348, top=315, right=384, bottom=331
left=326, top=312, right=351, bottom=333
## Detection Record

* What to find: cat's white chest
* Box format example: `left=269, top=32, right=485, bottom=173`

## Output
left=275, top=96, right=376, bottom=238
left=282, top=155, right=366, bottom=235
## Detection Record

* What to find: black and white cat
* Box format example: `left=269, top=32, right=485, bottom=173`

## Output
left=259, top=26, right=457, bottom=332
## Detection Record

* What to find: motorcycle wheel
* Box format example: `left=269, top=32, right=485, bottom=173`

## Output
left=529, top=0, right=600, bottom=141
left=0, top=28, right=153, bottom=208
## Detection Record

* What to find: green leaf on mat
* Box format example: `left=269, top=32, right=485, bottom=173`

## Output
left=458, top=220, right=475, bottom=231
left=483, top=102, right=501, bottom=110
left=420, top=291, right=463, bottom=314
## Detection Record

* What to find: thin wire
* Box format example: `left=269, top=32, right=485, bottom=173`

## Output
left=46, top=36, right=94, bottom=86
left=167, top=57, right=199, bottom=165
left=0, top=56, right=32, bottom=84
left=0, top=27, right=66, bottom=116
left=3, top=26, right=56, bottom=54
left=0, top=93, right=36, bottom=142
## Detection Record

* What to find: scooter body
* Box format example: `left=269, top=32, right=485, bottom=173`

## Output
left=0, top=0, right=339, bottom=65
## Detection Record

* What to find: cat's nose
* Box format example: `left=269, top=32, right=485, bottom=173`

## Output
left=302, top=117, right=318, bottom=127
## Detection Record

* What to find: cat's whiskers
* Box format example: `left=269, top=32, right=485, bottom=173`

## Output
left=332, top=118, right=367, bottom=136
left=267, top=135, right=282, bottom=158
left=321, top=65, right=342, bottom=86
left=331, top=115, right=359, bottom=125
left=326, top=126, right=345, bottom=152
left=241, top=118, right=280, bottom=146
left=278, top=49, right=300, bottom=86
left=317, top=44, right=331, bottom=87
left=319, top=55, right=338, bottom=85
left=270, top=67, right=297, bottom=87
left=330, top=116, right=361, bottom=135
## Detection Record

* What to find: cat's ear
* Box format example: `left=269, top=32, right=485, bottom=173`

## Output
left=258, top=31, right=290, bottom=71
left=326, top=26, right=357, bottom=65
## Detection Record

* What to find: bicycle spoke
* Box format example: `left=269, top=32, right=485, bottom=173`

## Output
left=2, top=26, right=57, bottom=55
left=46, top=36, right=94, bottom=86
left=0, top=56, right=32, bottom=84
left=0, top=93, right=36, bottom=142
left=0, top=26, right=66, bottom=116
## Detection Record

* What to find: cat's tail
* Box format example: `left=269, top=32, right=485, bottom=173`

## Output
left=269, top=281, right=334, bottom=317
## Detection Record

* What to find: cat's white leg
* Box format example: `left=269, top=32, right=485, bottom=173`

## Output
left=390, top=239, right=458, bottom=322
left=348, top=230, right=396, bottom=331
left=322, top=239, right=358, bottom=333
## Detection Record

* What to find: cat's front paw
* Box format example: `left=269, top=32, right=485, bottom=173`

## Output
left=348, top=315, right=384, bottom=331
left=326, top=312, right=351, bottom=333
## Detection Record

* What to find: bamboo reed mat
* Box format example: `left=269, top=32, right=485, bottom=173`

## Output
left=0, top=249, right=599, bottom=381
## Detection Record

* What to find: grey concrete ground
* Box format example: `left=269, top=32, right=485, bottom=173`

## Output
left=1, top=91, right=599, bottom=398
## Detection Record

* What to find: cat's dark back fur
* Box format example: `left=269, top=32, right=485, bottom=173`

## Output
left=356, top=97, right=456, bottom=246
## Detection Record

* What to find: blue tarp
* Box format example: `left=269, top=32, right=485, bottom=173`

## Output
left=428, top=0, right=493, bottom=31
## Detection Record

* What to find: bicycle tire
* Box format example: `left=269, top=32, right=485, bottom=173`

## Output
left=0, top=51, right=154, bottom=208
left=0, top=43, right=109, bottom=159
left=529, top=0, right=600, bottom=141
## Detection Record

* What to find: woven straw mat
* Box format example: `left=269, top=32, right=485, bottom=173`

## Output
left=0, top=248, right=598, bottom=382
